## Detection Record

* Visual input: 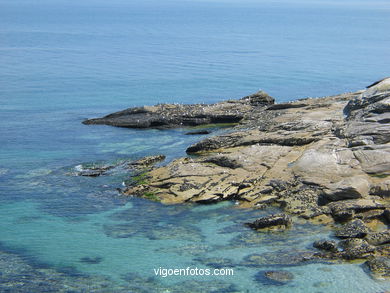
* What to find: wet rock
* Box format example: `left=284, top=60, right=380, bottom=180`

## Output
left=339, top=238, right=375, bottom=259
left=313, top=240, right=338, bottom=252
left=185, top=130, right=211, bottom=135
left=334, top=219, right=369, bottom=239
left=254, top=270, right=294, bottom=285
left=364, top=257, right=390, bottom=280
left=128, top=155, right=166, bottom=168
left=246, top=213, right=292, bottom=230
left=75, top=165, right=113, bottom=177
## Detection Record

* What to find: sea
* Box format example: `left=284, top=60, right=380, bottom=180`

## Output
left=0, top=0, right=390, bottom=292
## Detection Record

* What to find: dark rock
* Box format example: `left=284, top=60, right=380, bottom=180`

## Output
left=313, top=240, right=338, bottom=252
left=355, top=209, right=385, bottom=220
left=245, top=213, right=292, bottom=230
left=334, top=219, right=369, bottom=239
left=384, top=209, right=390, bottom=223
left=79, top=256, right=103, bottom=264
left=204, top=155, right=242, bottom=169
left=364, top=257, right=390, bottom=280
left=185, top=130, right=211, bottom=135
left=332, top=209, right=355, bottom=222
left=254, top=270, right=294, bottom=285
left=267, top=103, right=307, bottom=110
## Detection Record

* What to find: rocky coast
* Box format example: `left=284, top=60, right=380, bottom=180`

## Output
left=84, top=78, right=390, bottom=280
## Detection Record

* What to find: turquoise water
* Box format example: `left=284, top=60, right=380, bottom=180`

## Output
left=1, top=0, right=390, bottom=292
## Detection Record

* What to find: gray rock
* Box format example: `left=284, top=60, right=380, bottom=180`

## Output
left=322, top=177, right=370, bottom=201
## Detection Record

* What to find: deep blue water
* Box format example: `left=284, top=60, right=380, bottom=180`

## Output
left=0, top=0, right=390, bottom=292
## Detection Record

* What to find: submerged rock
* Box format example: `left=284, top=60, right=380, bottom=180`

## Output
left=254, top=270, right=294, bottom=285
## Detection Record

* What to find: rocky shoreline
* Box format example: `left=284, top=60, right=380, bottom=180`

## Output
left=84, top=78, right=390, bottom=280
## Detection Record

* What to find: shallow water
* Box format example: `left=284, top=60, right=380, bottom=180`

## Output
left=1, top=0, right=390, bottom=292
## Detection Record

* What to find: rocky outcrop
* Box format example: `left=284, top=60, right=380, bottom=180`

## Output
left=83, top=91, right=274, bottom=129
left=83, top=77, right=390, bottom=278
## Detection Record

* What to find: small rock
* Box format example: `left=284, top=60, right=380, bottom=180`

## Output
left=335, top=219, right=369, bottom=239
left=128, top=155, right=166, bottom=168
left=313, top=240, right=338, bottom=252
left=339, top=238, right=375, bottom=259
left=245, top=213, right=292, bottom=230
left=185, top=130, right=211, bottom=135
